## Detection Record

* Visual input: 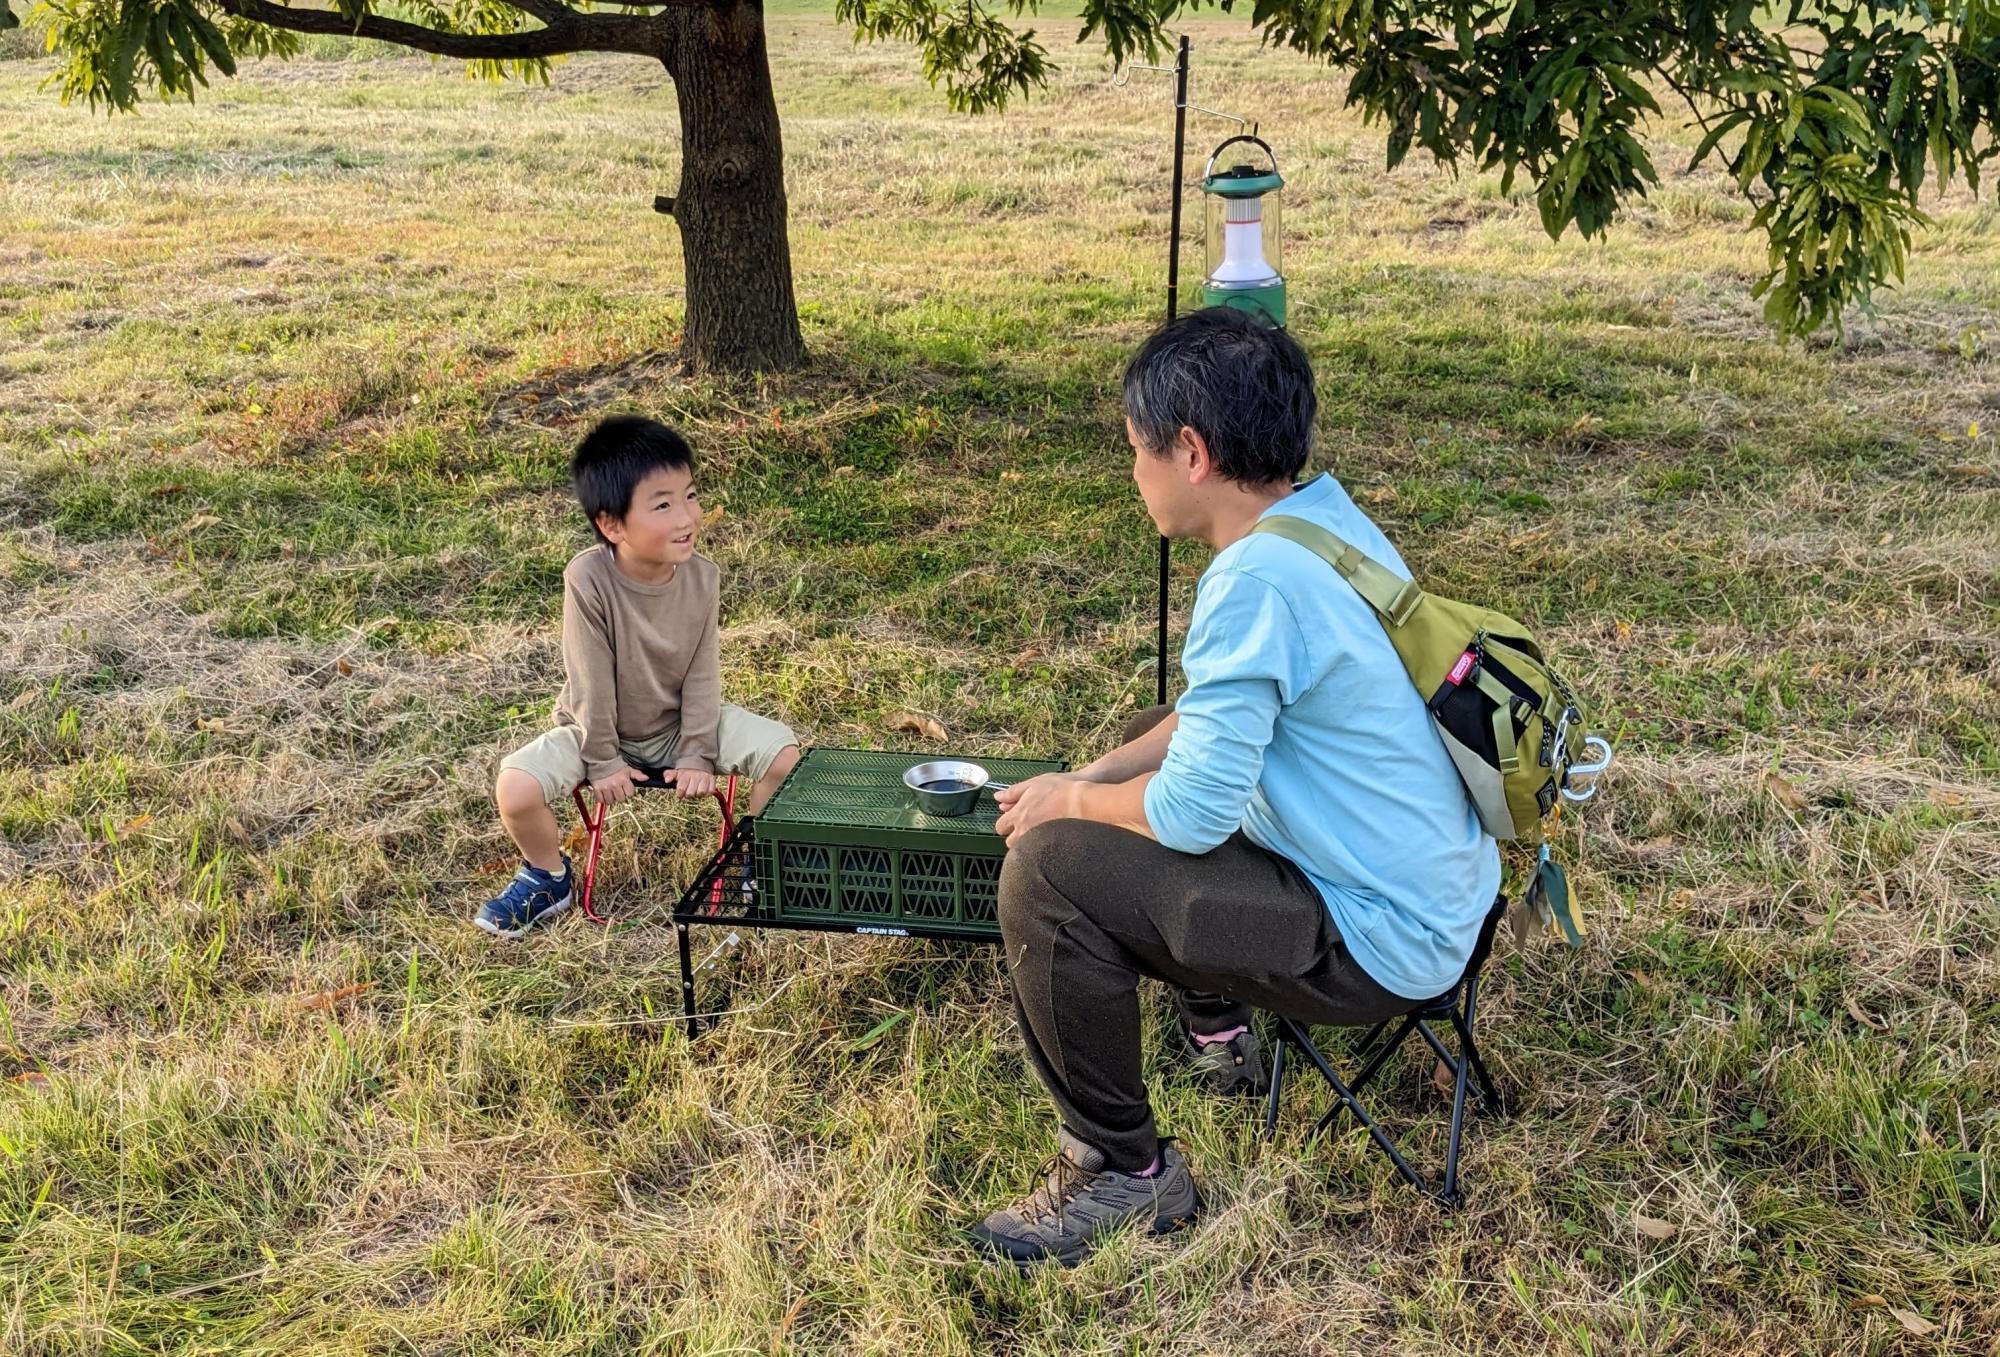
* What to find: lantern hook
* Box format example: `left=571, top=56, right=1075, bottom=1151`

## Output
left=1187, top=104, right=1255, bottom=137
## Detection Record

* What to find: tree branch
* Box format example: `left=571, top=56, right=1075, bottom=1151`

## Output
left=492, top=0, right=578, bottom=26
left=211, top=0, right=667, bottom=61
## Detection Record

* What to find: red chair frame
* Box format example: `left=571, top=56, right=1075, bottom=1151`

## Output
left=569, top=769, right=738, bottom=923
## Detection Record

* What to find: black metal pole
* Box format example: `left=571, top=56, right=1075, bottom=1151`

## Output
left=1158, top=34, right=1190, bottom=709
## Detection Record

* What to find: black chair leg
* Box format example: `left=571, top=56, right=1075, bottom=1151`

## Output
left=1348, top=1013, right=1420, bottom=1095
left=1351, top=1017, right=1393, bottom=1059
left=1263, top=1029, right=1288, bottom=1138
left=1453, top=1009, right=1508, bottom=1118
left=1282, top=1019, right=1433, bottom=1196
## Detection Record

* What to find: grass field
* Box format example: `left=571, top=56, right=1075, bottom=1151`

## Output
left=3, top=11, right=1998, bottom=1354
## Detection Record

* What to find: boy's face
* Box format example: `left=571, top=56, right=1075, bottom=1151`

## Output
left=597, top=464, right=700, bottom=568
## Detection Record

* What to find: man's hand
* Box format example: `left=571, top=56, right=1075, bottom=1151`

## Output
left=590, top=764, right=648, bottom=810
left=993, top=773, right=1084, bottom=849
left=672, top=767, right=716, bottom=800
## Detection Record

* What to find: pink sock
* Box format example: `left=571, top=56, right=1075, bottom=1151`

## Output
left=1192, top=1024, right=1247, bottom=1046
left=1133, top=1153, right=1162, bottom=1178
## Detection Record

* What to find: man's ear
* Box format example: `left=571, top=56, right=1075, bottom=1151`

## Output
left=1178, top=426, right=1218, bottom=486
left=594, top=510, right=626, bottom=545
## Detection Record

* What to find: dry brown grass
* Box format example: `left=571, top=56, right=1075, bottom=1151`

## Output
left=3, top=15, right=1997, bottom=1356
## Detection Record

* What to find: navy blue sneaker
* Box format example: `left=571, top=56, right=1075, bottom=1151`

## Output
left=474, top=857, right=573, bottom=938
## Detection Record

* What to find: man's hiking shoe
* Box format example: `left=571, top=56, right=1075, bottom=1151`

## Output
left=1184, top=1026, right=1269, bottom=1098
left=474, top=857, right=573, bottom=938
left=969, top=1129, right=1201, bottom=1268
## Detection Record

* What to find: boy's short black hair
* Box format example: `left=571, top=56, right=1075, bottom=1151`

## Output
left=571, top=416, right=695, bottom=546
left=1121, top=307, right=1317, bottom=486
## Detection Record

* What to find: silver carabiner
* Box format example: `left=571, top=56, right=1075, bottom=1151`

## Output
left=1559, top=735, right=1614, bottom=803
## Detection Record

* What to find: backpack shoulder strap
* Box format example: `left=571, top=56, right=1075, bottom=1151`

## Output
left=1251, top=515, right=1425, bottom=627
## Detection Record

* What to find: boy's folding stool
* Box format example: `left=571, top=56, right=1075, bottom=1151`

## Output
left=570, top=766, right=738, bottom=924
left=1261, top=892, right=1512, bottom=1207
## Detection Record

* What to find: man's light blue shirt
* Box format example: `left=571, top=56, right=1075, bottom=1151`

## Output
left=1141, top=473, right=1502, bottom=1000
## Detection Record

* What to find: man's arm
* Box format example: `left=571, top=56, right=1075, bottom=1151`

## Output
left=1073, top=711, right=1178, bottom=783
left=997, top=572, right=1299, bottom=849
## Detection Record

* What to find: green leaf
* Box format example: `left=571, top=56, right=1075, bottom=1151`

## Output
left=1737, top=119, right=1773, bottom=190
left=165, top=8, right=208, bottom=86
left=1687, top=108, right=1752, bottom=171
left=143, top=8, right=179, bottom=95
left=184, top=6, right=237, bottom=78
left=1601, top=65, right=1659, bottom=116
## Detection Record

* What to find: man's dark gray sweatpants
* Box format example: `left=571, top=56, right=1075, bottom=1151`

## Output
left=997, top=707, right=1415, bottom=1172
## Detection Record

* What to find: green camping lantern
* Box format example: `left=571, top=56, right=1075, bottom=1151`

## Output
left=1200, top=135, right=1286, bottom=327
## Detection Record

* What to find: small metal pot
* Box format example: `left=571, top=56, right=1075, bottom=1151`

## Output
left=903, top=760, right=1010, bottom=817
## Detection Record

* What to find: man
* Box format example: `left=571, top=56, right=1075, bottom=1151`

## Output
left=975, top=308, right=1501, bottom=1267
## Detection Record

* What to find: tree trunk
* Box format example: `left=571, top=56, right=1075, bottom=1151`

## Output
left=661, top=0, right=806, bottom=374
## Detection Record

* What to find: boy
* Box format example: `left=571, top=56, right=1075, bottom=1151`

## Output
left=475, top=416, right=802, bottom=938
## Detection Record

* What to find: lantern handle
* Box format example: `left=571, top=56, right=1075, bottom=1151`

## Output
left=1203, top=133, right=1278, bottom=180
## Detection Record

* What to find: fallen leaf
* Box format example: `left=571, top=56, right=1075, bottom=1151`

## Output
left=1008, top=643, right=1045, bottom=670
left=1762, top=772, right=1810, bottom=812
left=1432, top=1058, right=1454, bottom=1094
left=833, top=465, right=856, bottom=476
left=1890, top=1308, right=1937, bottom=1337
left=1850, top=1294, right=1887, bottom=1310
left=1000, top=470, right=1024, bottom=483
left=770, top=407, right=783, bottom=431
left=477, top=854, right=519, bottom=876
left=1613, top=620, right=1634, bottom=645
left=197, top=717, right=230, bottom=734
left=1928, top=789, right=1965, bottom=808
left=1970, top=419, right=1982, bottom=440
left=223, top=816, right=252, bottom=844
left=1946, top=463, right=1991, bottom=479
left=295, top=982, right=374, bottom=1013
left=335, top=658, right=354, bottom=676
left=7, top=689, right=37, bottom=711
left=186, top=514, right=222, bottom=530
left=562, top=825, right=592, bottom=857
left=1633, top=1214, right=1678, bottom=1240
left=1844, top=994, right=1884, bottom=1030
left=8, top=1071, right=51, bottom=1090
left=148, top=483, right=186, bottom=498
left=1363, top=485, right=1397, bottom=505
left=771, top=1292, right=809, bottom=1355
left=1506, top=527, right=1551, bottom=549
left=702, top=505, right=726, bottom=527
left=115, top=813, right=155, bottom=839
left=888, top=712, right=947, bottom=742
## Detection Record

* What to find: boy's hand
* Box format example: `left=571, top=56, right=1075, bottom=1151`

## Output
left=590, top=765, right=649, bottom=809
left=672, top=768, right=716, bottom=800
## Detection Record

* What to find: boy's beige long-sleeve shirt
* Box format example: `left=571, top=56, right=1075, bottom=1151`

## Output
left=553, top=547, right=721, bottom=781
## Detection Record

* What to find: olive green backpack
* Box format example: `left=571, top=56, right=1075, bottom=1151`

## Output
left=1253, top=512, right=1613, bottom=945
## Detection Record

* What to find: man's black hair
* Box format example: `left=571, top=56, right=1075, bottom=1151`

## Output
left=1121, top=307, right=1317, bottom=485
left=571, top=415, right=695, bottom=546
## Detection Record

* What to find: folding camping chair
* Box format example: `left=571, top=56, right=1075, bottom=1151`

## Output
left=1261, top=892, right=1512, bottom=1208
left=570, top=767, right=738, bottom=923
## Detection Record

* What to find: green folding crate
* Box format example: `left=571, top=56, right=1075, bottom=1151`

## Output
left=752, top=747, right=1067, bottom=938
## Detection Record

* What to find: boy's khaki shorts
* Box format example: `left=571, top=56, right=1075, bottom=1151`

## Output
left=500, top=705, right=798, bottom=807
